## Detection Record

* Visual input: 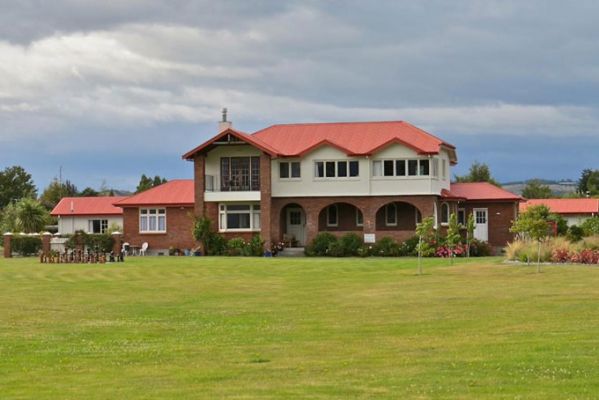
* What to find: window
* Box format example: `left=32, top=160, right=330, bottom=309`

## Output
left=385, top=203, right=397, bottom=226
left=441, top=203, right=449, bottom=225
left=356, top=208, right=363, bottom=227
left=315, top=160, right=359, bottom=178
left=433, top=159, right=439, bottom=177
left=457, top=208, right=466, bottom=225
left=419, top=159, right=430, bottom=176
left=140, top=208, right=166, bottom=233
left=218, top=204, right=261, bottom=231
left=408, top=160, right=418, bottom=176
left=89, top=219, right=108, bottom=234
left=349, top=161, right=359, bottom=177
left=396, top=160, right=406, bottom=176
left=220, top=156, right=260, bottom=191
left=415, top=209, right=422, bottom=225
left=325, top=161, right=335, bottom=177
left=384, top=160, right=394, bottom=176
left=442, top=159, right=447, bottom=180
left=280, top=161, right=301, bottom=179
left=374, top=159, right=430, bottom=177
left=372, top=160, right=382, bottom=176
left=326, top=205, right=338, bottom=227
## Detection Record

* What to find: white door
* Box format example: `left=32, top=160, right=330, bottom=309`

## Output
left=286, top=208, right=306, bottom=246
left=473, top=208, right=489, bottom=242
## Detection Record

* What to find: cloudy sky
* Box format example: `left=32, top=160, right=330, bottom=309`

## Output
left=1, top=0, right=598, bottom=191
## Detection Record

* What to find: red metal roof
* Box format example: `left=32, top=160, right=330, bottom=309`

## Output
left=448, top=182, right=522, bottom=201
left=520, top=198, right=599, bottom=215
left=51, top=196, right=126, bottom=216
left=183, top=121, right=456, bottom=161
left=114, top=180, right=194, bottom=207
left=252, top=121, right=455, bottom=157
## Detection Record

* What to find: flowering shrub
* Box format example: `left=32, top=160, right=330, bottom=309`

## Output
left=435, top=244, right=467, bottom=258
left=509, top=237, right=599, bottom=264
left=551, top=248, right=570, bottom=263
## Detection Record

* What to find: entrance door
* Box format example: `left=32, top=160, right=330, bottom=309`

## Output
left=286, top=207, right=306, bottom=246
left=473, top=208, right=489, bottom=242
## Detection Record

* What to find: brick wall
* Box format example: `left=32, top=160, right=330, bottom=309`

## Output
left=461, top=201, right=518, bottom=248
left=122, top=206, right=196, bottom=253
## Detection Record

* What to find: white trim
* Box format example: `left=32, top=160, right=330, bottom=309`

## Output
left=326, top=204, right=339, bottom=227
left=218, top=203, right=261, bottom=232
left=139, top=208, right=167, bottom=234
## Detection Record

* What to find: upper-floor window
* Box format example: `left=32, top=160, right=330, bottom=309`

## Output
left=279, top=161, right=301, bottom=179
left=88, top=219, right=108, bottom=234
left=373, top=159, right=430, bottom=177
left=315, top=160, right=359, bottom=179
left=442, top=159, right=447, bottom=181
left=220, top=157, right=260, bottom=191
left=140, top=208, right=166, bottom=233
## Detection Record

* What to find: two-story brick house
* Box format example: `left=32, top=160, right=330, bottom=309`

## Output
left=167, top=118, right=522, bottom=253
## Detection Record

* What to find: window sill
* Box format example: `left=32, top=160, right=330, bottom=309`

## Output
left=219, top=229, right=261, bottom=233
left=139, top=231, right=167, bottom=235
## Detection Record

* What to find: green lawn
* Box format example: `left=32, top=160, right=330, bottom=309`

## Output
left=1, top=257, right=599, bottom=399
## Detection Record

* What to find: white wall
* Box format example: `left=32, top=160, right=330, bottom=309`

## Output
left=57, top=215, right=123, bottom=234
left=271, top=144, right=453, bottom=197
left=564, top=214, right=594, bottom=226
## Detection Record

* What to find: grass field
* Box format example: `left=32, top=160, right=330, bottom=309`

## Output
left=1, top=256, right=599, bottom=399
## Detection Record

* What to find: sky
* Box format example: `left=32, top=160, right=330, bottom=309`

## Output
left=0, top=0, right=598, bottom=192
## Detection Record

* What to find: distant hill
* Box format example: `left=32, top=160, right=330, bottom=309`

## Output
left=501, top=179, right=578, bottom=196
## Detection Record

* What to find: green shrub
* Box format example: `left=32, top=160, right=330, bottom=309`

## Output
left=84, top=234, right=114, bottom=253
left=582, top=217, right=599, bottom=236
left=305, top=232, right=337, bottom=256
left=373, top=236, right=400, bottom=257
left=247, top=235, right=265, bottom=256
left=469, top=239, right=493, bottom=257
left=399, top=236, right=420, bottom=256
left=206, top=234, right=227, bottom=255
left=326, top=240, right=345, bottom=257
left=338, top=233, right=363, bottom=256
left=567, top=225, right=584, bottom=242
left=11, top=235, right=42, bottom=256
left=226, top=237, right=246, bottom=256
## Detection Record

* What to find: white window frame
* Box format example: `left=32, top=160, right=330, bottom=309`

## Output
left=218, top=203, right=261, bottom=232
left=139, top=208, right=167, bottom=233
left=457, top=208, right=466, bottom=226
left=314, top=159, right=360, bottom=180
left=356, top=208, right=364, bottom=227
left=372, top=158, right=431, bottom=178
left=88, top=219, right=108, bottom=234
left=385, top=203, right=398, bottom=226
left=415, top=209, right=422, bottom=225
left=326, top=204, right=339, bottom=227
left=440, top=203, right=450, bottom=226
left=279, top=160, right=301, bottom=180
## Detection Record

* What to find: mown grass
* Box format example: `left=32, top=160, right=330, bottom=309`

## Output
left=1, top=256, right=599, bottom=399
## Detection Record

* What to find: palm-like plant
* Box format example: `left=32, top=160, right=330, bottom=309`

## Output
left=16, top=198, right=48, bottom=233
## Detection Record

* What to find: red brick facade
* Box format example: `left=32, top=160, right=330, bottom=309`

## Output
left=122, top=206, right=196, bottom=253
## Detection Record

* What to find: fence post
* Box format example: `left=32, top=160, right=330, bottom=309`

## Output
left=3, top=233, right=12, bottom=258
left=42, top=232, right=52, bottom=257
left=112, top=232, right=123, bottom=258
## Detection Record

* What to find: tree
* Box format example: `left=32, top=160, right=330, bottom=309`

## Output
left=40, top=179, right=78, bottom=210
left=454, top=161, right=501, bottom=186
left=522, top=179, right=553, bottom=199
left=0, top=166, right=37, bottom=209
left=136, top=174, right=167, bottom=193
left=578, top=169, right=593, bottom=195
left=16, top=198, right=49, bottom=233
left=465, top=212, right=475, bottom=258
left=192, top=217, right=212, bottom=255
left=587, top=171, right=599, bottom=196
left=79, top=187, right=99, bottom=197
left=415, top=216, right=436, bottom=275
left=446, top=212, right=461, bottom=265
left=510, top=205, right=552, bottom=272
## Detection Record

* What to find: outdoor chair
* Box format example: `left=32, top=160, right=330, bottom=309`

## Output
left=140, top=242, right=148, bottom=256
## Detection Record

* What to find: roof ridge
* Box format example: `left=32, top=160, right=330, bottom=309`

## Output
left=252, top=120, right=407, bottom=134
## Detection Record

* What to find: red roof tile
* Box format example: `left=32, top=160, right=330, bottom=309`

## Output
left=251, top=121, right=455, bottom=157
left=449, top=182, right=522, bottom=201
left=520, top=198, right=599, bottom=214
left=115, top=180, right=194, bottom=207
left=183, top=121, right=456, bottom=161
left=51, top=197, right=126, bottom=216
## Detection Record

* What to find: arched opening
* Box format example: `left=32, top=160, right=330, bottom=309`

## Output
left=318, top=203, right=364, bottom=232
left=280, top=203, right=307, bottom=246
left=375, top=201, right=421, bottom=231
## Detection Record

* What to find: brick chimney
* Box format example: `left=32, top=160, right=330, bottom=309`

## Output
left=218, top=107, right=232, bottom=132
